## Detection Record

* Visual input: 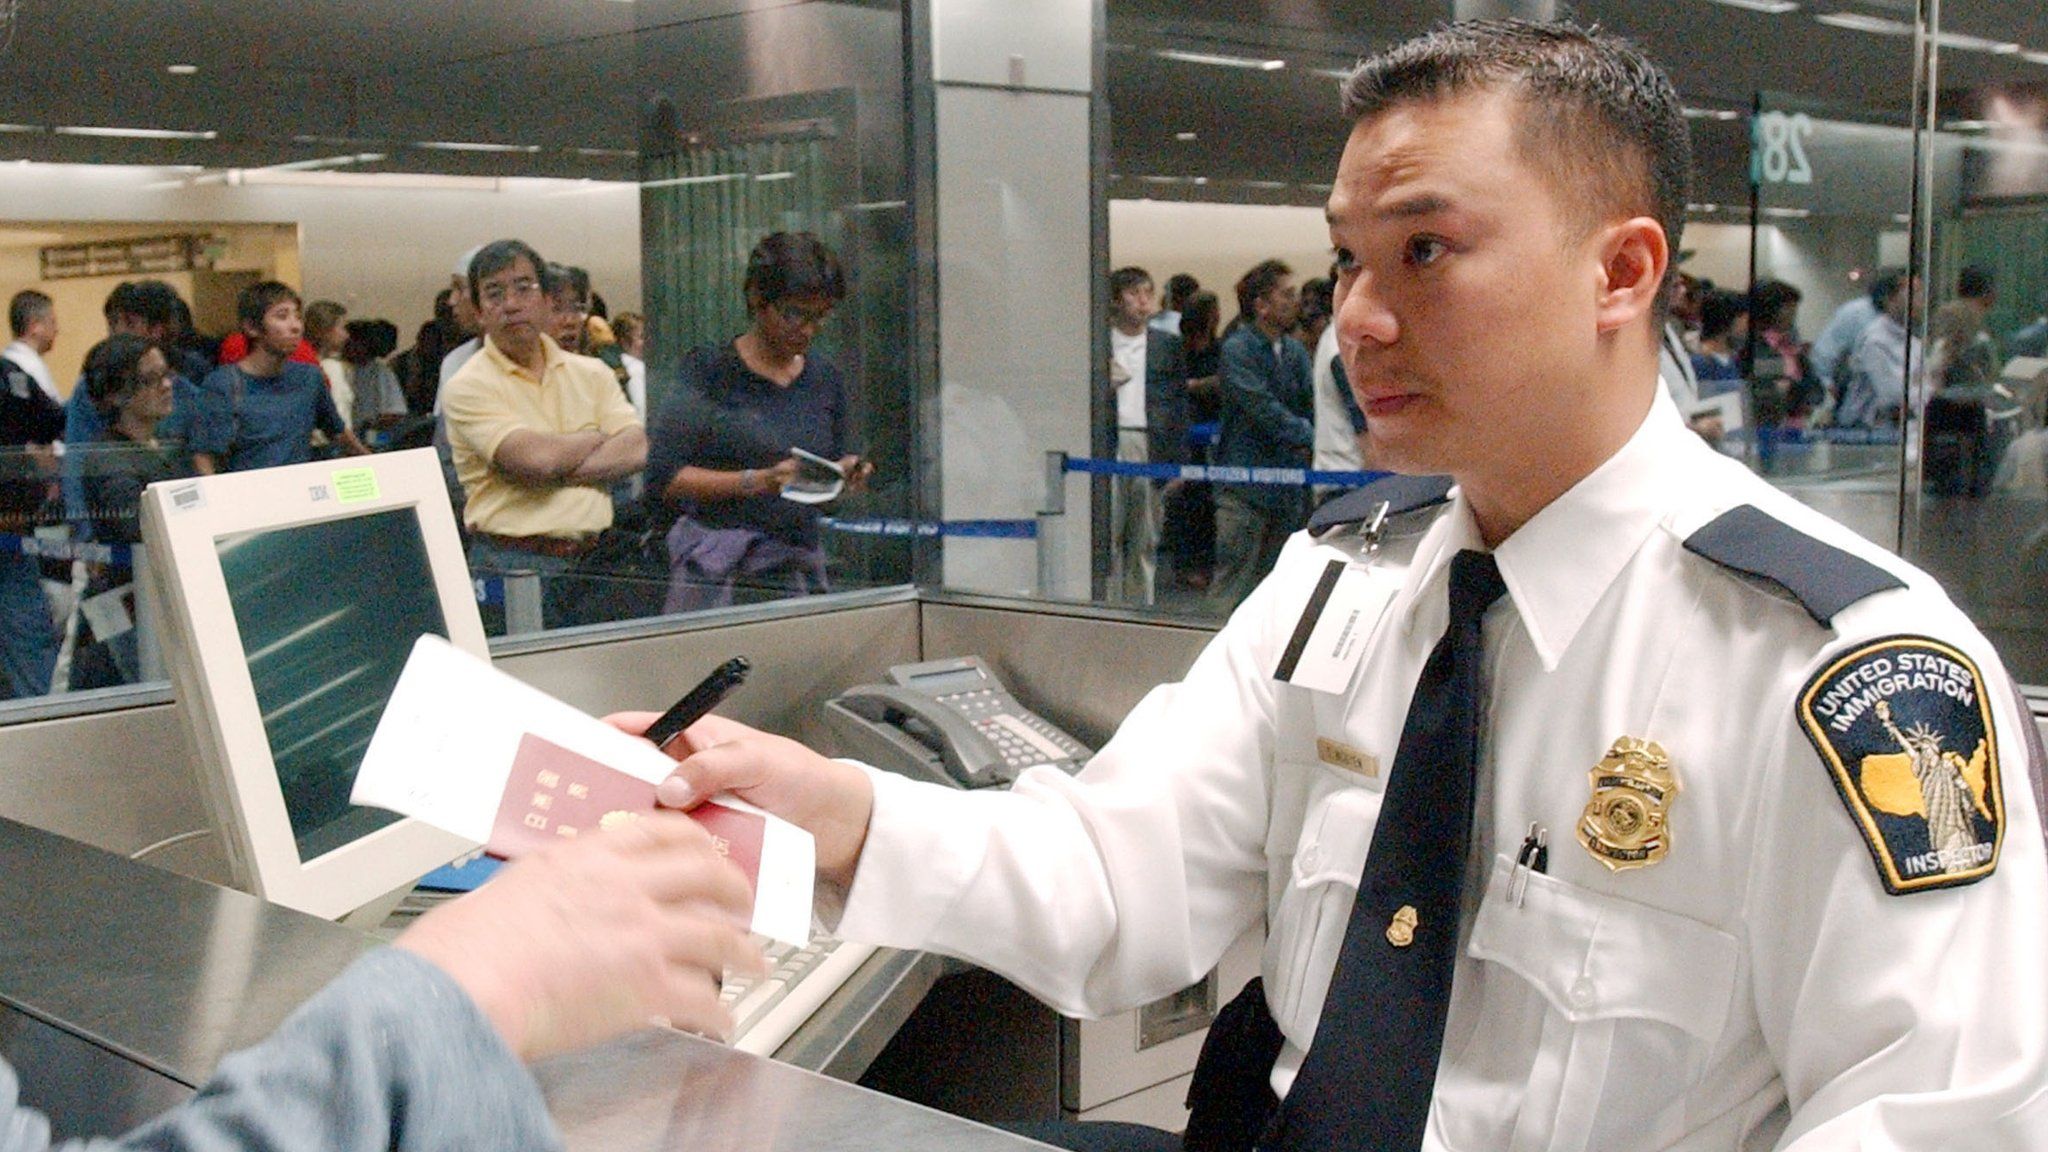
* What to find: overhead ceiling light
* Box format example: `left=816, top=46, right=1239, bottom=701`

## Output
left=239, top=170, right=507, bottom=191
left=257, top=152, right=386, bottom=173
left=571, top=147, right=636, bottom=159
left=414, top=140, right=541, bottom=154
left=1814, top=11, right=1914, bottom=36
left=1705, top=0, right=1799, bottom=13
left=639, top=172, right=745, bottom=190
left=1937, top=32, right=2021, bottom=54
left=1174, top=131, right=1198, bottom=141
left=1683, top=106, right=1745, bottom=121
left=754, top=171, right=795, bottom=182
left=0, top=124, right=40, bottom=134
left=1311, top=66, right=1354, bottom=81
left=165, top=64, right=197, bottom=76
left=1942, top=119, right=1997, bottom=132
left=55, top=125, right=217, bottom=140
left=1762, top=206, right=1813, bottom=218
left=1154, top=49, right=1285, bottom=71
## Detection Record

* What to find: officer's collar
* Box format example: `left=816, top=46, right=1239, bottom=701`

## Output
left=1405, top=384, right=1700, bottom=671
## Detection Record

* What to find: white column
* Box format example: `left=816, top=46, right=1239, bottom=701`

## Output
left=925, top=0, right=1098, bottom=598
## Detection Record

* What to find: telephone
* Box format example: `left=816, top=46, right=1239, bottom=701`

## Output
left=823, top=656, right=1092, bottom=789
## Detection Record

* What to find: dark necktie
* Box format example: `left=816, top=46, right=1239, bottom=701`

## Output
left=1267, top=548, right=1507, bottom=1151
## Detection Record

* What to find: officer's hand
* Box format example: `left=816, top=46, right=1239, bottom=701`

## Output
left=609, top=712, right=876, bottom=891
left=766, top=457, right=801, bottom=492
left=395, top=812, right=762, bottom=1062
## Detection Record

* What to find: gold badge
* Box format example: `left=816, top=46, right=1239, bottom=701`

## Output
left=1577, top=736, right=1679, bottom=871
left=1385, top=905, right=1417, bottom=947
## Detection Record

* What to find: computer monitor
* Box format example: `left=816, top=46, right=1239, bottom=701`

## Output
left=141, top=448, right=483, bottom=919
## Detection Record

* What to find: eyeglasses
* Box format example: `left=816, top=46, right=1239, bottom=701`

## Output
left=772, top=301, right=834, bottom=328
left=480, top=277, right=544, bottom=307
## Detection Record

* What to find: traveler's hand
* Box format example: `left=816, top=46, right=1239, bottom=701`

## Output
left=609, top=711, right=875, bottom=890
left=396, top=812, right=762, bottom=1062
left=766, top=457, right=801, bottom=492
left=839, top=455, right=874, bottom=494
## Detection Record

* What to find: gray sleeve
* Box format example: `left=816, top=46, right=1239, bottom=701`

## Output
left=3, top=949, right=560, bottom=1152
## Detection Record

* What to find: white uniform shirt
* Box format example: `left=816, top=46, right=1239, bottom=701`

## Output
left=1112, top=327, right=1148, bottom=431
left=1310, top=324, right=1363, bottom=476
left=838, top=383, right=2048, bottom=1149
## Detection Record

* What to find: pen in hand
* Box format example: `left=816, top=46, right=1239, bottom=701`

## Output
left=644, top=657, right=751, bottom=754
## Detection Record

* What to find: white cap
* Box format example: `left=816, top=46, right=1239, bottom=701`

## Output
left=453, top=244, right=484, bottom=279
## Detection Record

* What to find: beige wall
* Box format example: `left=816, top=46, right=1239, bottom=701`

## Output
left=0, top=164, right=641, bottom=393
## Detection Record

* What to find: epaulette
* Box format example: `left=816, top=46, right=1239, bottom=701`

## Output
left=1682, top=504, right=1905, bottom=627
left=1307, top=474, right=1454, bottom=538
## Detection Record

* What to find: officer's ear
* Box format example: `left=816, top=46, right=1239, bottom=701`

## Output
left=1592, top=216, right=1668, bottom=335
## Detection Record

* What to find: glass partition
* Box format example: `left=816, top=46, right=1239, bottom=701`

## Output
left=0, top=0, right=916, bottom=712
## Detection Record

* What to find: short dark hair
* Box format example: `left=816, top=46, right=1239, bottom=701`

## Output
left=8, top=290, right=51, bottom=339
left=343, top=318, right=400, bottom=362
left=1180, top=290, right=1221, bottom=345
left=1342, top=20, right=1691, bottom=309
left=1299, top=277, right=1335, bottom=326
left=82, top=333, right=161, bottom=417
left=1956, top=264, right=1994, bottom=301
left=742, top=232, right=846, bottom=309
left=1699, top=289, right=1747, bottom=343
left=1235, top=259, right=1293, bottom=319
left=469, top=239, right=548, bottom=306
left=1750, top=278, right=1803, bottom=329
left=1109, top=266, right=1153, bottom=301
left=1867, top=266, right=1907, bottom=307
left=1164, top=273, right=1200, bottom=313
left=236, top=281, right=301, bottom=332
left=547, top=263, right=592, bottom=307
left=104, top=279, right=183, bottom=332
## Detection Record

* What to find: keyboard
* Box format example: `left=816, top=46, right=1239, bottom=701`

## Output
left=723, top=931, right=877, bottom=1056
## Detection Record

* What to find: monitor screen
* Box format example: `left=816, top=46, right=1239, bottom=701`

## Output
left=143, top=449, right=484, bottom=919
left=216, top=508, right=446, bottom=862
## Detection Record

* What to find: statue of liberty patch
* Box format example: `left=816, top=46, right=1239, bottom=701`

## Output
left=1798, top=636, right=2003, bottom=894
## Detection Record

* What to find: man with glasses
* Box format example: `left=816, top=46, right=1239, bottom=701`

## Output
left=441, top=240, right=645, bottom=623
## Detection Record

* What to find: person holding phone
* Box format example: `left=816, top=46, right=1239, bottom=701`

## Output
left=643, top=232, right=872, bottom=613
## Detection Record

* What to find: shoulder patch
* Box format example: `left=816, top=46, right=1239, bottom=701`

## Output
left=1307, top=474, right=1453, bottom=537
left=1683, top=504, right=1905, bottom=626
left=1797, top=635, right=2003, bottom=894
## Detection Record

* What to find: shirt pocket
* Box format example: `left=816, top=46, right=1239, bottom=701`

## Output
left=1263, top=779, right=1381, bottom=1038
left=1454, top=856, right=1738, bottom=1152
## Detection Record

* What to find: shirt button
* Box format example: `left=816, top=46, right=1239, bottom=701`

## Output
left=1570, top=979, right=1596, bottom=1008
left=1298, top=845, right=1322, bottom=872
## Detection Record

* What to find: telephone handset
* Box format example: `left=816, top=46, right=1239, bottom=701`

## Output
left=823, top=656, right=1091, bottom=789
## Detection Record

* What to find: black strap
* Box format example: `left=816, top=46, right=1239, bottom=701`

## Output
left=1267, top=551, right=1506, bottom=1151
left=1682, top=504, right=1904, bottom=627
left=1183, top=977, right=1285, bottom=1152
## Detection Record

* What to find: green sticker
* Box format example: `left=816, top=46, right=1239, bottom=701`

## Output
left=333, top=468, right=380, bottom=504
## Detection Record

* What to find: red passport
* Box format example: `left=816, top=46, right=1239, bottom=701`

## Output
left=487, top=732, right=765, bottom=887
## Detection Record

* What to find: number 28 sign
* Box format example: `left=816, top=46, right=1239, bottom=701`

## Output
left=1753, top=110, right=1815, bottom=186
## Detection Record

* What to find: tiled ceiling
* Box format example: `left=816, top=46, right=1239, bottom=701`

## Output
left=0, top=0, right=2039, bottom=202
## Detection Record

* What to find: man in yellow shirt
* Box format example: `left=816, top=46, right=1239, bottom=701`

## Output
left=442, top=239, right=645, bottom=624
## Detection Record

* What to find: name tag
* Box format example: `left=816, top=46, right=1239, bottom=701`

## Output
left=1275, top=559, right=1398, bottom=696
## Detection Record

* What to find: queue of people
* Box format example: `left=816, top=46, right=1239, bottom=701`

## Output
left=1658, top=261, right=2045, bottom=494
left=0, top=230, right=878, bottom=696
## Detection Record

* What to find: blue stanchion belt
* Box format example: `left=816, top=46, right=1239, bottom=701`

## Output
left=472, top=575, right=506, bottom=606
left=1063, top=455, right=1392, bottom=489
left=0, top=533, right=131, bottom=567
left=823, top=517, right=1037, bottom=539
